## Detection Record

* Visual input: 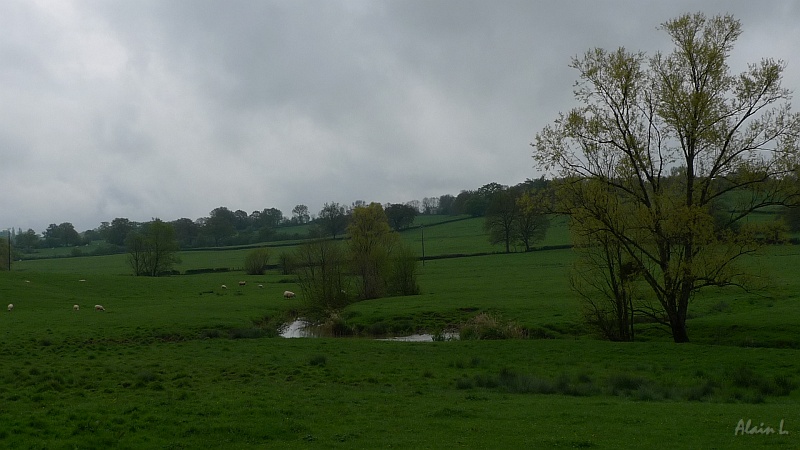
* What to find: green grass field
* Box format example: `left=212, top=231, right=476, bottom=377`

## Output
left=2, top=217, right=799, bottom=448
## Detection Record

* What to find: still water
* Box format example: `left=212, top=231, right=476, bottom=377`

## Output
left=280, top=319, right=457, bottom=341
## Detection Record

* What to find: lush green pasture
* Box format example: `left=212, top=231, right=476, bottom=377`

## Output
left=15, top=247, right=291, bottom=276
left=683, top=245, right=800, bottom=347
left=2, top=218, right=799, bottom=448
left=175, top=249, right=259, bottom=273
left=1, top=324, right=798, bottom=448
left=399, top=217, right=497, bottom=257
left=16, top=241, right=109, bottom=260
left=343, top=250, right=579, bottom=336
left=14, top=254, right=131, bottom=276
left=0, top=271, right=293, bottom=340
left=398, top=215, right=570, bottom=258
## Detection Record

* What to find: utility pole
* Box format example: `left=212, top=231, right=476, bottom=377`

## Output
left=6, top=229, right=10, bottom=271
left=421, top=224, right=425, bottom=267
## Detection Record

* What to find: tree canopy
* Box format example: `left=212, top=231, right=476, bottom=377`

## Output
left=385, top=203, right=418, bottom=231
left=318, top=202, right=349, bottom=239
left=534, top=12, right=800, bottom=343
left=126, top=219, right=180, bottom=277
left=348, top=203, right=397, bottom=300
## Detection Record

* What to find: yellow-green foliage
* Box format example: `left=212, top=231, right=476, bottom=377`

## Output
left=536, top=13, right=800, bottom=343
left=348, top=203, right=398, bottom=299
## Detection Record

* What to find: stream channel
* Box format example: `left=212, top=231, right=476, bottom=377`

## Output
left=280, top=319, right=458, bottom=341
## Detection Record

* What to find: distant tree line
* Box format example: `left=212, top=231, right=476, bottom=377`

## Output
left=7, top=186, right=553, bottom=255
left=8, top=172, right=798, bottom=261
left=0, top=236, right=10, bottom=271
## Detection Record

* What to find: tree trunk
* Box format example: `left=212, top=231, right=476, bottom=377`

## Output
left=667, top=306, right=690, bottom=343
left=670, top=321, right=690, bottom=343
left=628, top=296, right=635, bottom=342
left=665, top=296, right=690, bottom=343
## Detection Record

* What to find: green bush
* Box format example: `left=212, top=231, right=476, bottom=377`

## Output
left=244, top=247, right=271, bottom=275
left=277, top=251, right=296, bottom=275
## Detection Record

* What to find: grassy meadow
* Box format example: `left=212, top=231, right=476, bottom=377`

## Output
left=2, top=216, right=799, bottom=448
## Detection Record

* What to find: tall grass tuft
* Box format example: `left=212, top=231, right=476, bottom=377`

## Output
left=309, top=355, right=327, bottom=367
left=452, top=367, right=793, bottom=403
left=727, top=365, right=797, bottom=397
left=459, top=313, right=525, bottom=340
left=607, top=373, right=647, bottom=395
left=497, top=367, right=555, bottom=394
left=317, top=314, right=353, bottom=337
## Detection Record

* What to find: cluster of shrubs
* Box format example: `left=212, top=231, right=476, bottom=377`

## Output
left=453, top=365, right=797, bottom=403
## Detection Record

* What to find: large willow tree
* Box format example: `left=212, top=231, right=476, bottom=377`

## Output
left=534, top=13, right=800, bottom=342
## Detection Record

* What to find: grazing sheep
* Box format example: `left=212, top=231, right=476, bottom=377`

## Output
left=79, top=279, right=86, bottom=282
left=7, top=303, right=13, bottom=312
left=73, top=304, right=80, bottom=311
left=221, top=284, right=227, bottom=290
left=283, top=290, right=296, bottom=299
left=258, top=284, right=264, bottom=289
left=238, top=281, right=246, bottom=286
left=94, top=305, right=105, bottom=311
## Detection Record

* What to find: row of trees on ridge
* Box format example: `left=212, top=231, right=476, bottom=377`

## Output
left=8, top=186, right=543, bottom=255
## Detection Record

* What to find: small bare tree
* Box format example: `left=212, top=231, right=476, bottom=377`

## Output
left=294, top=239, right=349, bottom=314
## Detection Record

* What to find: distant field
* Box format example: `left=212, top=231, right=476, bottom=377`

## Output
left=399, top=214, right=570, bottom=258
left=13, top=215, right=497, bottom=274
left=17, top=240, right=110, bottom=259
left=2, top=215, right=799, bottom=447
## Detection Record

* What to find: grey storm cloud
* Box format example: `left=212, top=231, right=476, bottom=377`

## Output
left=2, top=0, right=799, bottom=232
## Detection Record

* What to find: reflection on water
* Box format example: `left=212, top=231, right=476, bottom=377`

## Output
left=279, top=319, right=458, bottom=341
left=280, top=319, right=317, bottom=338
left=378, top=333, right=458, bottom=342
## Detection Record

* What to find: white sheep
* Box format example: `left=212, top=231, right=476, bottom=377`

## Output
left=73, top=304, right=80, bottom=311
left=283, top=290, right=296, bottom=299
left=258, top=284, right=264, bottom=289
left=221, top=284, right=227, bottom=290
left=7, top=303, right=13, bottom=312
left=94, top=304, right=105, bottom=311
left=238, top=281, right=246, bottom=286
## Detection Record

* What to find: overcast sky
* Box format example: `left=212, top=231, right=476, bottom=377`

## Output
left=2, top=1, right=799, bottom=233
